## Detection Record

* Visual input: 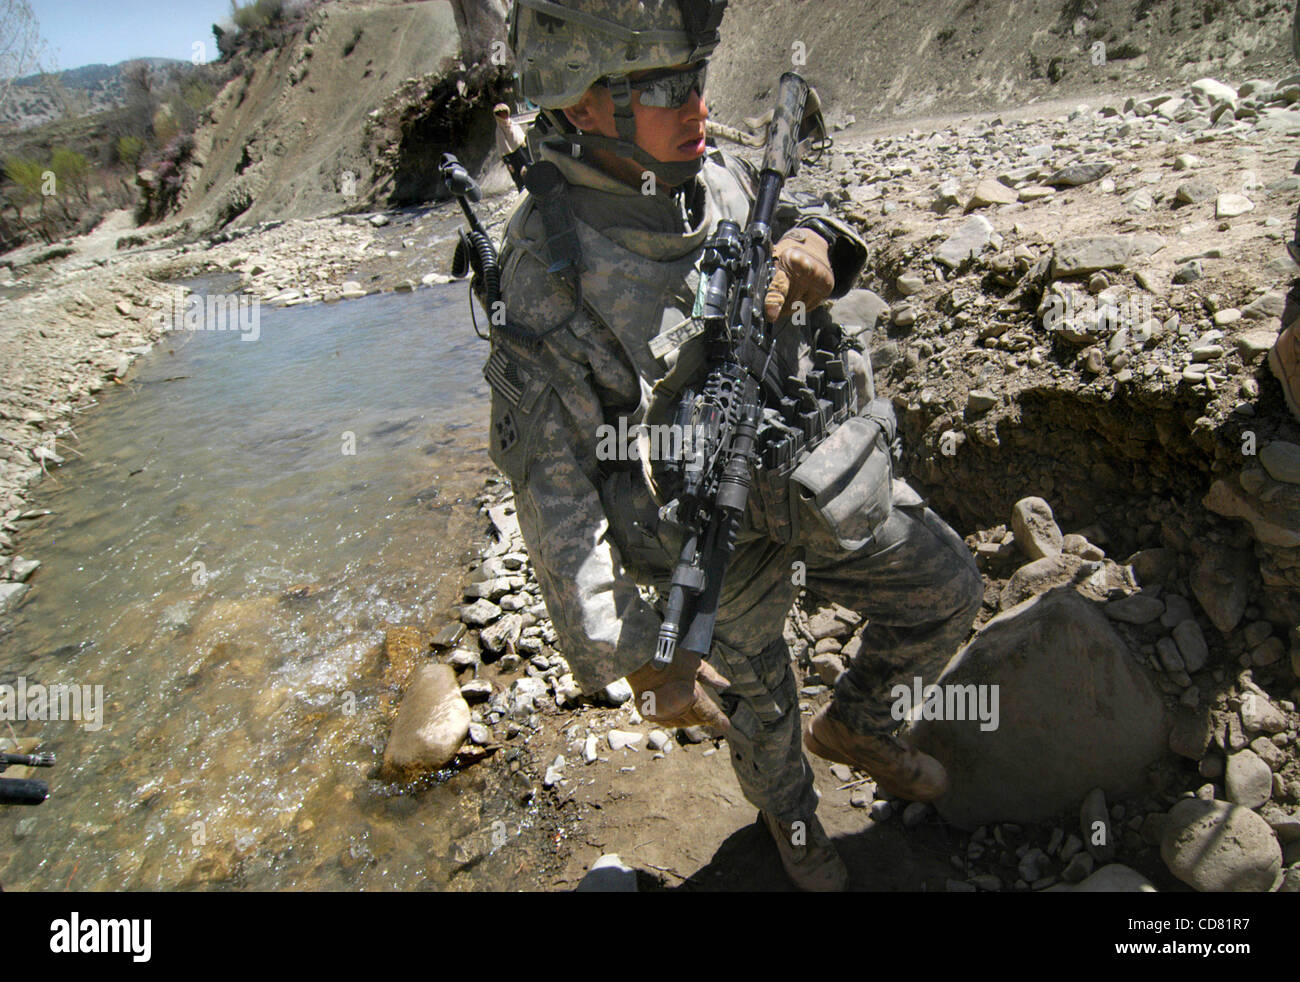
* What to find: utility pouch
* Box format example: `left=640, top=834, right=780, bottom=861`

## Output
left=789, top=398, right=898, bottom=552
left=599, top=469, right=675, bottom=581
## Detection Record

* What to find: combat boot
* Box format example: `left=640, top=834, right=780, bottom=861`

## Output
left=1269, top=317, right=1300, bottom=424
left=804, top=706, right=949, bottom=802
left=760, top=811, right=848, bottom=892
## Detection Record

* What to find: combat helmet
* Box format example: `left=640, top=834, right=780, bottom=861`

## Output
left=508, top=0, right=727, bottom=185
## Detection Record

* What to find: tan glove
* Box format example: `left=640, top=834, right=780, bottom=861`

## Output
left=625, top=649, right=735, bottom=738
left=764, top=228, right=834, bottom=323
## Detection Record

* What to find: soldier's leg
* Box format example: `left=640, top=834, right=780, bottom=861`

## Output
left=700, top=536, right=819, bottom=824
left=802, top=483, right=983, bottom=736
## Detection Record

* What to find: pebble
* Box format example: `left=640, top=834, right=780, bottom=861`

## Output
left=607, top=729, right=643, bottom=751
left=647, top=729, right=670, bottom=751
left=1172, top=620, right=1209, bottom=673
left=543, top=755, right=565, bottom=788
left=583, top=733, right=599, bottom=764
left=1215, top=193, right=1254, bottom=218
left=1160, top=594, right=1194, bottom=628
left=1161, top=798, right=1281, bottom=892
left=1259, top=441, right=1300, bottom=485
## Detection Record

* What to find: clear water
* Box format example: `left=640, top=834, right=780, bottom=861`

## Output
left=0, top=283, right=537, bottom=890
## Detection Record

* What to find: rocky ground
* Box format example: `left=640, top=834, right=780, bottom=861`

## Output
left=5, top=69, right=1300, bottom=891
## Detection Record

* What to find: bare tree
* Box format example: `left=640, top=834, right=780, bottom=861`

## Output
left=449, top=0, right=509, bottom=67
left=0, top=0, right=49, bottom=118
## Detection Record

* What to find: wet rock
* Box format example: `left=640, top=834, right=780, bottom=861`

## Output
left=459, top=679, right=493, bottom=704
left=382, top=665, right=470, bottom=776
left=0, top=582, right=28, bottom=613
left=1010, top=496, right=1063, bottom=560
left=1190, top=549, right=1253, bottom=634
left=912, top=591, right=1168, bottom=829
left=935, top=215, right=994, bottom=269
left=382, top=625, right=426, bottom=689
left=1160, top=798, right=1281, bottom=892
left=1225, top=749, right=1272, bottom=809
left=8, top=557, right=39, bottom=582
left=460, top=598, right=502, bottom=627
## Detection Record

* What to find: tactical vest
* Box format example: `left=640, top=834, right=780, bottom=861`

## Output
left=489, top=154, right=899, bottom=552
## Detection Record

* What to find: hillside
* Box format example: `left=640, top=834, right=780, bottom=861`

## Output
left=711, top=0, right=1299, bottom=124
left=173, top=0, right=497, bottom=231
left=157, top=0, right=1300, bottom=235
left=0, top=59, right=188, bottom=131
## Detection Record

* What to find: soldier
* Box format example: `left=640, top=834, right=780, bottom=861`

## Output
left=494, top=103, right=531, bottom=191
left=486, top=0, right=982, bottom=890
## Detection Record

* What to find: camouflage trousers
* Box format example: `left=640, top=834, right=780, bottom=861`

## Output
left=612, top=473, right=983, bottom=825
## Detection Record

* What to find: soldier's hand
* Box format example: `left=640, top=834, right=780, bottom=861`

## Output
left=764, top=228, right=833, bottom=323
left=625, top=650, right=735, bottom=738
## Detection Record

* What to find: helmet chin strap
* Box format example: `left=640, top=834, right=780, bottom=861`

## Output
left=564, top=75, right=706, bottom=189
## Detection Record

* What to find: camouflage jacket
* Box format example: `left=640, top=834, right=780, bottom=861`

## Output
left=484, top=138, right=868, bottom=694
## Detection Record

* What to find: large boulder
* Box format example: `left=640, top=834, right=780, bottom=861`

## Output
left=382, top=664, right=470, bottom=777
left=911, top=590, right=1169, bottom=829
left=1160, top=798, right=1282, bottom=892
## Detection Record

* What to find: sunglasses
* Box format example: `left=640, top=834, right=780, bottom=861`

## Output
left=599, top=62, right=708, bottom=109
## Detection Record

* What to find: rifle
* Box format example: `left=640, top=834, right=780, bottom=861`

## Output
left=654, top=72, right=829, bottom=670
left=0, top=750, right=55, bottom=806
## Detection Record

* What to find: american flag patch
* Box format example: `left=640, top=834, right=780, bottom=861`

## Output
left=484, top=347, right=525, bottom=406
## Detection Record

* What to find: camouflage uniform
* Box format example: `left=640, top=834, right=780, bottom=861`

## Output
left=485, top=138, right=982, bottom=823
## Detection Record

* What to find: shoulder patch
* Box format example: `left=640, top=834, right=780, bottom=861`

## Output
left=483, top=344, right=548, bottom=412
left=495, top=409, right=519, bottom=454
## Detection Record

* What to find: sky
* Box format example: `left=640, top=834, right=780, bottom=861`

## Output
left=29, top=0, right=238, bottom=72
